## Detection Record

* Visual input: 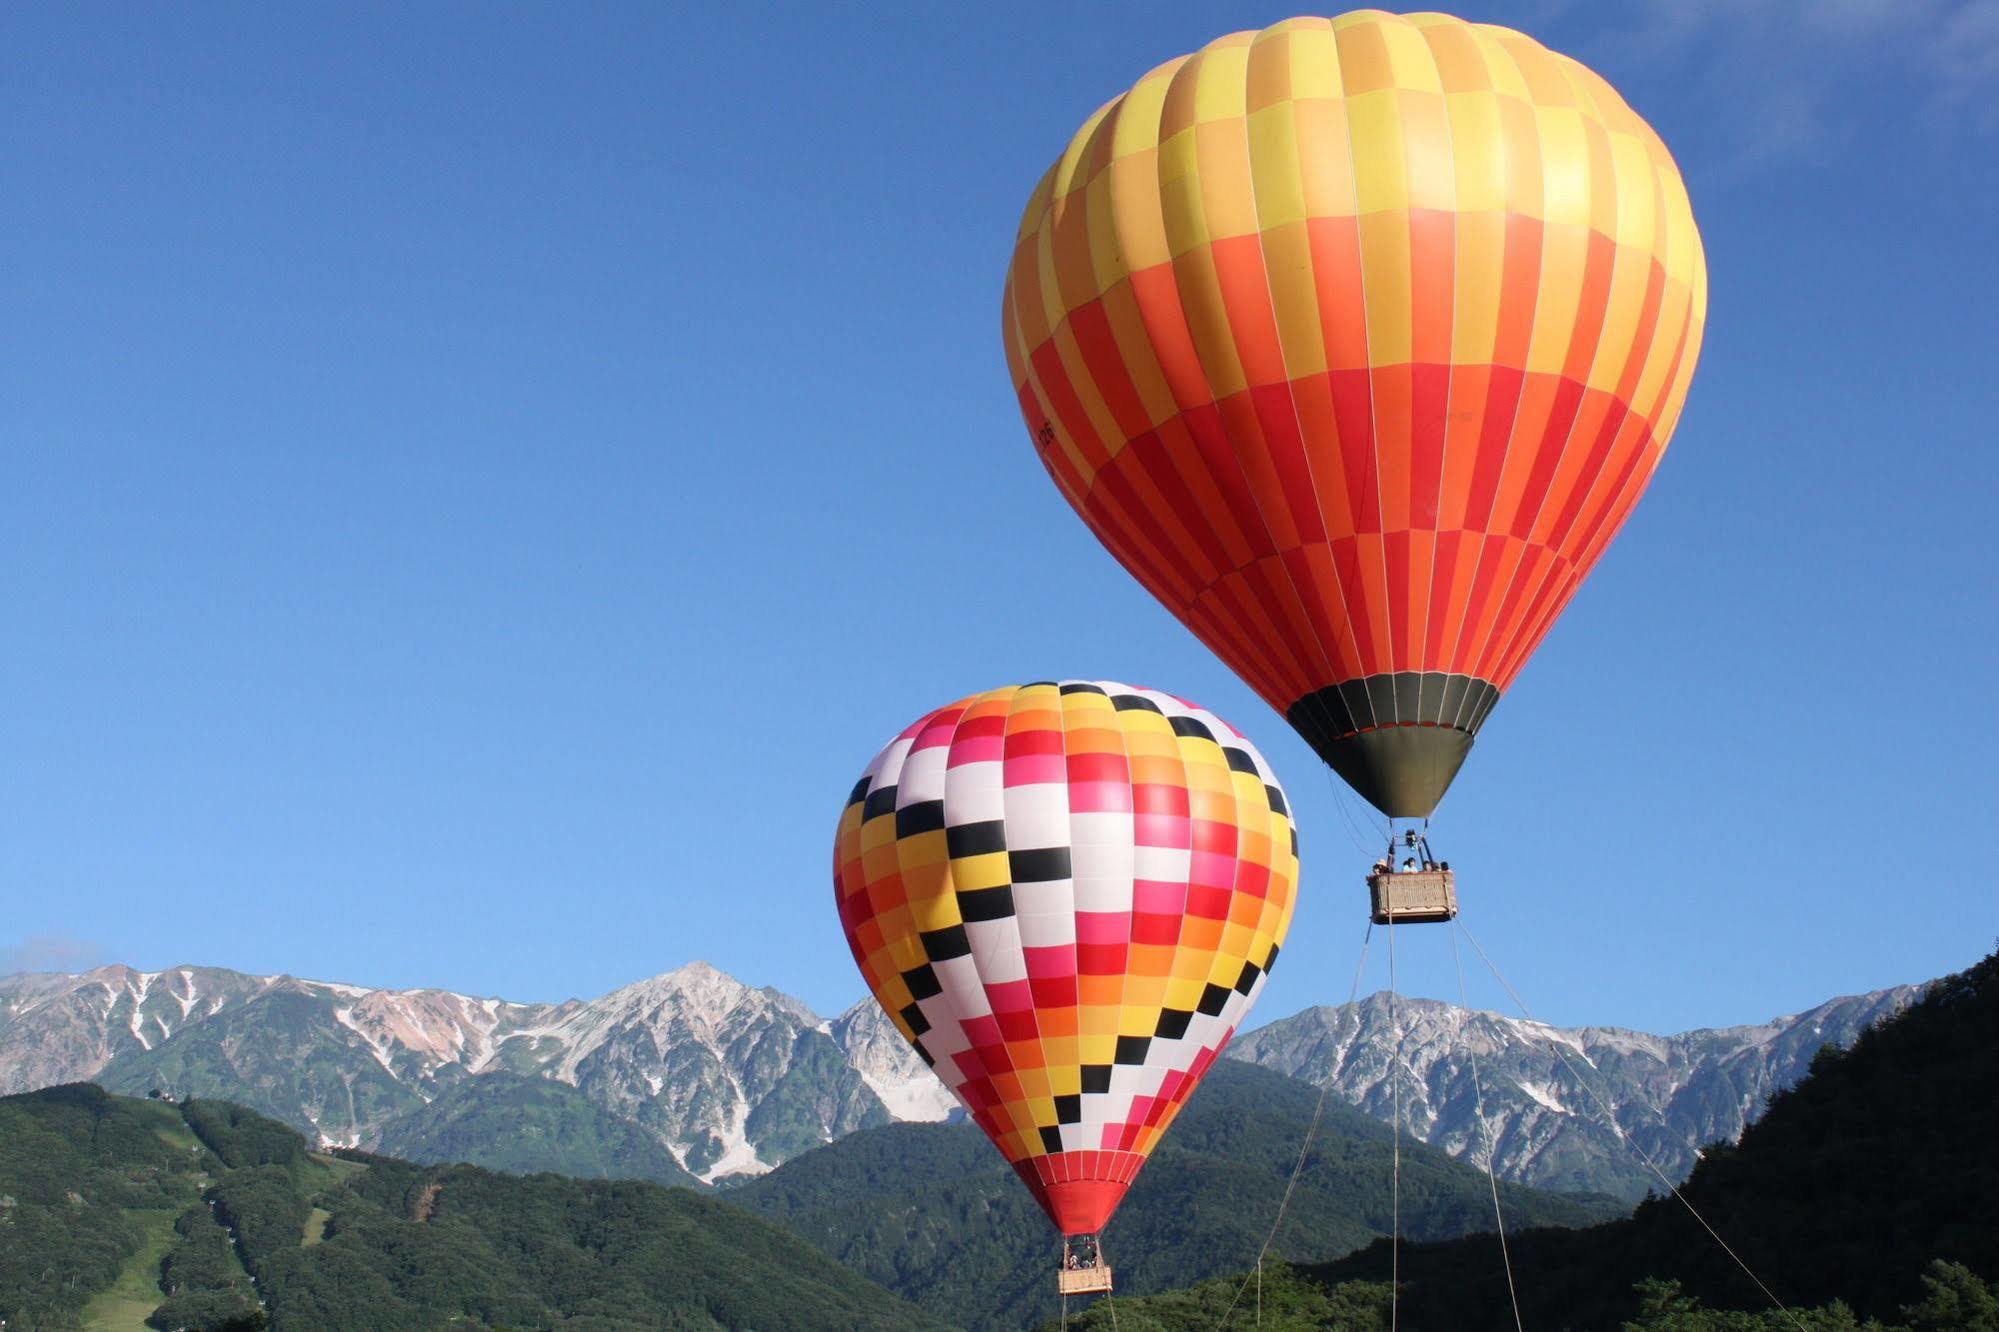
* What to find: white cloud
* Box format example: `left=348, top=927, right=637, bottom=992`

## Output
left=0, top=934, right=105, bottom=976
left=1573, top=0, right=1999, bottom=175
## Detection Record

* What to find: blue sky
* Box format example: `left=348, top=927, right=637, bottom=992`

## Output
left=3, top=2, right=1994, bottom=1035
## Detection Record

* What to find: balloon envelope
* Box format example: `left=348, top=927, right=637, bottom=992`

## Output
left=834, top=682, right=1297, bottom=1235
left=1001, top=12, right=1706, bottom=817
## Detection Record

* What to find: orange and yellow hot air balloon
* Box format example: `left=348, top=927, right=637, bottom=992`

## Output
left=1001, top=11, right=1706, bottom=819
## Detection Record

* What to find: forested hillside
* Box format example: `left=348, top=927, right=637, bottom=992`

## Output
left=0, top=1084, right=938, bottom=1331
left=731, top=1058, right=1623, bottom=1329
left=1056, top=948, right=1999, bottom=1329
left=367, top=1069, right=705, bottom=1188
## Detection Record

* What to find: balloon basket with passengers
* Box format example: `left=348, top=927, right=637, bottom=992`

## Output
left=831, top=6, right=1710, bottom=1312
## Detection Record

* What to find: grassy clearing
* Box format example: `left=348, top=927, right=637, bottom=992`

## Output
left=302, top=1206, right=332, bottom=1246
left=79, top=1208, right=176, bottom=1330
left=300, top=1151, right=366, bottom=1191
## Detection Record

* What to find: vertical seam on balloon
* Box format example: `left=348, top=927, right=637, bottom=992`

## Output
left=971, top=689, right=1051, bottom=1175
left=883, top=704, right=959, bottom=1112
left=1101, top=62, right=1304, bottom=712
left=1146, top=685, right=1199, bottom=1165
left=1052, top=683, right=1092, bottom=1182
left=1098, top=680, right=1141, bottom=1171
left=1441, top=32, right=1550, bottom=731
left=1471, top=144, right=1607, bottom=680
left=1476, top=62, right=1627, bottom=688
left=1519, top=73, right=1643, bottom=559
left=1490, top=142, right=1673, bottom=688
left=1150, top=41, right=1323, bottom=714
left=988, top=688, right=1039, bottom=1174
left=880, top=714, right=991, bottom=1143
left=1415, top=21, right=1460, bottom=694
left=1333, top=22, right=1399, bottom=729
left=1522, top=154, right=1696, bottom=692
left=1233, top=20, right=1371, bottom=768
left=1197, top=702, right=1247, bottom=1135
left=1525, top=239, right=1697, bottom=693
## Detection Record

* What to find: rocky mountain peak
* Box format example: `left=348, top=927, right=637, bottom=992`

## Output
left=1, top=958, right=1924, bottom=1201
left=1228, top=983, right=1922, bottom=1199
left=830, top=999, right=957, bottom=1124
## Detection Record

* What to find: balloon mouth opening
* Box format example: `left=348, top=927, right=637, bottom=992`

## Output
left=1286, top=672, right=1500, bottom=818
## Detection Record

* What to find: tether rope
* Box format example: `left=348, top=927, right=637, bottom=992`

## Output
left=1216, top=920, right=1376, bottom=1328
left=1451, top=919, right=1523, bottom=1332
left=1456, top=920, right=1806, bottom=1332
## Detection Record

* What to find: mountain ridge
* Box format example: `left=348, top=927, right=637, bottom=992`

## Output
left=1229, top=982, right=1921, bottom=1199
left=0, top=959, right=947, bottom=1181
left=0, top=957, right=1918, bottom=1199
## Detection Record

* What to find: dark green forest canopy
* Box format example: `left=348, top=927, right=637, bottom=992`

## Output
left=729, top=1058, right=1624, bottom=1330
left=1072, top=947, right=1999, bottom=1330
left=0, top=1084, right=938, bottom=1331
left=368, top=1069, right=705, bottom=1190
left=1040, top=1259, right=1999, bottom=1331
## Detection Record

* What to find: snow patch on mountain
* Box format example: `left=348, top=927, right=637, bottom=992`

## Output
left=1228, top=984, right=1923, bottom=1200
left=830, top=999, right=956, bottom=1124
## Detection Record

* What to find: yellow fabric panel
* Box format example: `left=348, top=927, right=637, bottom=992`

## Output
left=1486, top=92, right=1543, bottom=224
left=1259, top=218, right=1328, bottom=377
left=1333, top=15, right=1399, bottom=95
left=1192, top=34, right=1255, bottom=125
left=1099, top=279, right=1182, bottom=429
left=1535, top=106, right=1593, bottom=230
left=1031, top=201, right=1069, bottom=347
left=1113, top=59, right=1184, bottom=159
left=1245, top=100, right=1309, bottom=230
left=1014, top=160, right=1058, bottom=245
left=1606, top=131, right=1661, bottom=270
left=1050, top=158, right=1102, bottom=311
left=1195, top=117, right=1261, bottom=243
left=1526, top=219, right=1591, bottom=378
left=1157, top=127, right=1210, bottom=256
left=1397, top=89, right=1456, bottom=215
left=1450, top=218, right=1507, bottom=367
left=1279, top=17, right=1346, bottom=102
left=1291, top=95, right=1360, bottom=225
left=1046, top=320, right=1125, bottom=459
left=1464, top=22, right=1534, bottom=103
left=1358, top=208, right=1414, bottom=365
left=1107, top=148, right=1173, bottom=274
left=1417, top=12, right=1497, bottom=94
left=1245, top=26, right=1295, bottom=114
left=1082, top=168, right=1124, bottom=298
left=1050, top=100, right=1112, bottom=211
left=1347, top=88, right=1410, bottom=215
left=1378, top=13, right=1446, bottom=93
left=1171, top=238, right=1250, bottom=400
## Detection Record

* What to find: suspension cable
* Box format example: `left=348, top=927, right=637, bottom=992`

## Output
left=1456, top=921, right=1806, bottom=1331
left=1388, top=914, right=1401, bottom=1332
left=1217, top=920, right=1376, bottom=1328
left=1451, top=920, right=1522, bottom=1332
left=1324, top=767, right=1381, bottom=859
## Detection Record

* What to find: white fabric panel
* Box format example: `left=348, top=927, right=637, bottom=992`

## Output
left=942, top=758, right=1004, bottom=825
left=1002, top=781, right=1071, bottom=849
left=967, top=917, right=1028, bottom=985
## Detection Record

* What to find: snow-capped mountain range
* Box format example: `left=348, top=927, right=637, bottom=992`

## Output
left=1228, top=985, right=1922, bottom=1200
left=0, top=961, right=951, bottom=1181
left=0, top=960, right=1915, bottom=1197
